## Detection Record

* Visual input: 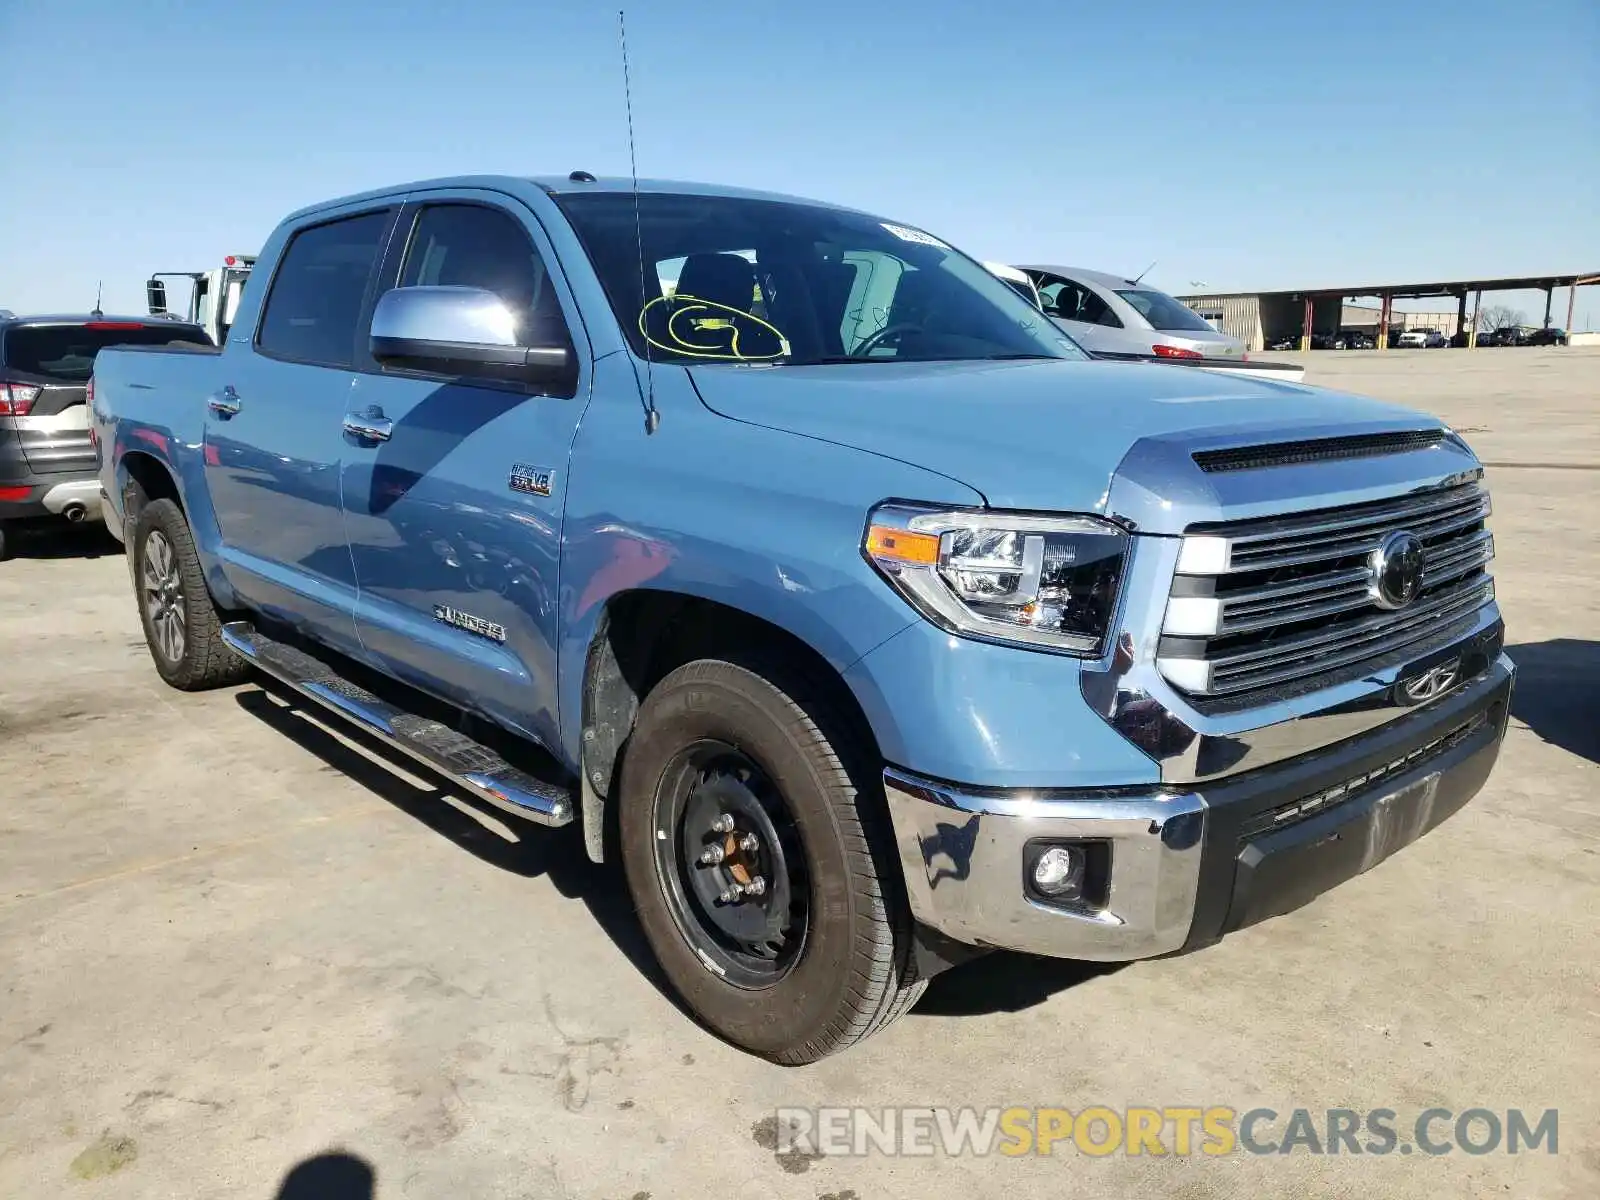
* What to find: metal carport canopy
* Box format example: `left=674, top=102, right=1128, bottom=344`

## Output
left=1192, top=271, right=1600, bottom=299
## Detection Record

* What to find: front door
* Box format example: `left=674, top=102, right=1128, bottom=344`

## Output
left=341, top=192, right=589, bottom=751
left=203, top=205, right=397, bottom=651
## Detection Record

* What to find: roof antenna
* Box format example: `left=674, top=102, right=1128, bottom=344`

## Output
left=92, top=280, right=104, bottom=318
left=619, top=9, right=659, bottom=435
left=1130, top=261, right=1157, bottom=286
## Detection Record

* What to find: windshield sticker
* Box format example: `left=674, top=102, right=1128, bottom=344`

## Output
left=638, top=294, right=791, bottom=361
left=880, top=222, right=949, bottom=249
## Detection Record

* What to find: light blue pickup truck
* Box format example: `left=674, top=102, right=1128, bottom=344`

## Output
left=91, top=174, right=1512, bottom=1062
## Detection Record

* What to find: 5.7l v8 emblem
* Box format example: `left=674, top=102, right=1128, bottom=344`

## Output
left=509, top=463, right=554, bottom=497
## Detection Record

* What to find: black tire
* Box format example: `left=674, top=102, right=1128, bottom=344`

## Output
left=0, top=523, right=10, bottom=563
left=619, top=657, right=925, bottom=1064
left=132, top=498, right=248, bottom=691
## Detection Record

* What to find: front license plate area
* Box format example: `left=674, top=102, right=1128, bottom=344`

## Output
left=1228, top=772, right=1444, bottom=931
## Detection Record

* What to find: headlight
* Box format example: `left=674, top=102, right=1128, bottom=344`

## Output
left=863, top=504, right=1127, bottom=655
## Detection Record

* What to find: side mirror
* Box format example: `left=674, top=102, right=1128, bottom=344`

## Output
left=369, top=286, right=575, bottom=393
left=146, top=279, right=168, bottom=316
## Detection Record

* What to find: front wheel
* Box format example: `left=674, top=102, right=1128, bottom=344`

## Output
left=132, top=499, right=248, bottom=691
left=619, top=658, right=924, bottom=1063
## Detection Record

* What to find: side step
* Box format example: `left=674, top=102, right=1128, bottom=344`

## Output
left=221, top=622, right=573, bottom=827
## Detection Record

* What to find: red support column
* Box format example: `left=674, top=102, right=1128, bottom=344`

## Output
left=1469, top=289, right=1483, bottom=349
left=1378, top=292, right=1392, bottom=350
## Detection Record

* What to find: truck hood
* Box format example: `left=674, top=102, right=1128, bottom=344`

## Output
left=687, top=358, right=1457, bottom=530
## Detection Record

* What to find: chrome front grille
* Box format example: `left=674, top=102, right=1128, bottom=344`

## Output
left=1158, top=479, right=1495, bottom=698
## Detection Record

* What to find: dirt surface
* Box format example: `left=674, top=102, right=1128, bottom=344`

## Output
left=1, top=348, right=1596, bottom=1198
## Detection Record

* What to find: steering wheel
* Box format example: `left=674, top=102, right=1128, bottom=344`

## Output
left=851, top=322, right=922, bottom=358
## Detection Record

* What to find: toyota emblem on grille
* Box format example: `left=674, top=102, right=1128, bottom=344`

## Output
left=1369, top=530, right=1425, bottom=610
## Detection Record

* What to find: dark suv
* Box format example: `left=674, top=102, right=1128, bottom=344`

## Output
left=1, top=314, right=211, bottom=559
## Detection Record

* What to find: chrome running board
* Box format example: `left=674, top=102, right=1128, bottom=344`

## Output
left=221, top=621, right=573, bottom=827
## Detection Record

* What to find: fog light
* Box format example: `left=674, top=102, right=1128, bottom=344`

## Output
left=1031, top=845, right=1084, bottom=898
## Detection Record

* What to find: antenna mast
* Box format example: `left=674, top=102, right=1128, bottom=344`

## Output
left=619, top=10, right=659, bottom=435
left=92, top=280, right=103, bottom=318
left=1130, top=261, right=1157, bottom=286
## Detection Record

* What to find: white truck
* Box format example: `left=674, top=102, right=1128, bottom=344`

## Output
left=145, top=255, right=255, bottom=347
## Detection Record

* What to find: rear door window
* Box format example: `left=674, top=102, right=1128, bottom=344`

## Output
left=256, top=210, right=393, bottom=367
left=1, top=323, right=213, bottom=381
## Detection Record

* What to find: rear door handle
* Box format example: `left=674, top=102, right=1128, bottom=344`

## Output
left=342, top=406, right=393, bottom=443
left=207, top=385, right=241, bottom=417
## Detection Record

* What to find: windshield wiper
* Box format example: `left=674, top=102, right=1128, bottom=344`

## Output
left=781, top=356, right=904, bottom=366
left=977, top=353, right=1058, bottom=360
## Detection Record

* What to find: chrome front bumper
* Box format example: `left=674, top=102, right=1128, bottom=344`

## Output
left=885, top=652, right=1514, bottom=961
left=885, top=771, right=1206, bottom=960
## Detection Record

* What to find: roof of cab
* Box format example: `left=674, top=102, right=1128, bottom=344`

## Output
left=0, top=313, right=203, bottom=329
left=283, top=174, right=867, bottom=223
left=1019, top=264, right=1148, bottom=291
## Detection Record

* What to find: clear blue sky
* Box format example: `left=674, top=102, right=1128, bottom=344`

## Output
left=2, top=0, right=1596, bottom=324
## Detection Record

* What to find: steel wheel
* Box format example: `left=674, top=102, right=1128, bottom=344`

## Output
left=141, top=528, right=187, bottom=665
left=652, top=739, right=810, bottom=990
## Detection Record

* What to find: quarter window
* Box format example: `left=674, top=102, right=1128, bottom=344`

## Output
left=256, top=210, right=392, bottom=367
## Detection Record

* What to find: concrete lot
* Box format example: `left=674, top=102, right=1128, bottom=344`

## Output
left=2, top=348, right=1596, bottom=1198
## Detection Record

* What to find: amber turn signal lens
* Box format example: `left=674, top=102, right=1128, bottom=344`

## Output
left=865, top=525, right=940, bottom=566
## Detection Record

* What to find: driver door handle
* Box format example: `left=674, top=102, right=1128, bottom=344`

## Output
left=207, top=385, right=241, bottom=417
left=342, top=406, right=393, bottom=443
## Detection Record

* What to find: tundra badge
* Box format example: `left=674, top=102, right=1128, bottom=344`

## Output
left=433, top=605, right=507, bottom=644
left=509, top=463, right=554, bottom=497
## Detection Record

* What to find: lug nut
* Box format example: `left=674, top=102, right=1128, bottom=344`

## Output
left=744, top=875, right=766, bottom=898
left=710, top=814, right=735, bottom=834
left=699, top=845, right=726, bottom=865
left=718, top=884, right=745, bottom=904
left=739, top=833, right=759, bottom=853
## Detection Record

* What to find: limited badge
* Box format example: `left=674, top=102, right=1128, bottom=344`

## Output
left=433, top=604, right=507, bottom=644
left=509, top=463, right=553, bottom=497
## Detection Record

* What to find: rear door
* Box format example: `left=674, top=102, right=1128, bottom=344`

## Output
left=341, top=190, right=589, bottom=748
left=202, top=205, right=398, bottom=651
left=1, top=320, right=210, bottom=477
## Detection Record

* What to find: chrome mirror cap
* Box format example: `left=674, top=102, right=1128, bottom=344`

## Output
left=370, top=285, right=520, bottom=348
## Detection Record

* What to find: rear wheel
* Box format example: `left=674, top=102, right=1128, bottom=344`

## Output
left=132, top=499, right=248, bottom=690
left=619, top=658, right=924, bottom=1063
left=0, top=523, right=10, bottom=562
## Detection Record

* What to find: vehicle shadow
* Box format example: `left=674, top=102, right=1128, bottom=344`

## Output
left=231, top=683, right=683, bottom=1015
left=1506, top=639, right=1600, bottom=765
left=5, top=524, right=122, bottom=560
left=914, top=953, right=1124, bottom=1017
left=271, top=1151, right=375, bottom=1199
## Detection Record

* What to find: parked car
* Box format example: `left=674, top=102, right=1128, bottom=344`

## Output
left=1, top=312, right=210, bottom=559
left=1017, top=265, right=1247, bottom=360
left=1340, top=329, right=1376, bottom=349
left=92, top=174, right=1513, bottom=1062
left=1522, top=326, right=1568, bottom=346
left=982, top=261, right=1042, bottom=308
left=1493, top=326, right=1530, bottom=347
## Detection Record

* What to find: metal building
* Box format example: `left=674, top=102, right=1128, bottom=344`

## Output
left=1178, top=271, right=1598, bottom=351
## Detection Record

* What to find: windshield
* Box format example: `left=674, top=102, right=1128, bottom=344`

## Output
left=555, top=191, right=1082, bottom=366
left=1114, top=288, right=1217, bottom=333
left=1, top=322, right=212, bottom=381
